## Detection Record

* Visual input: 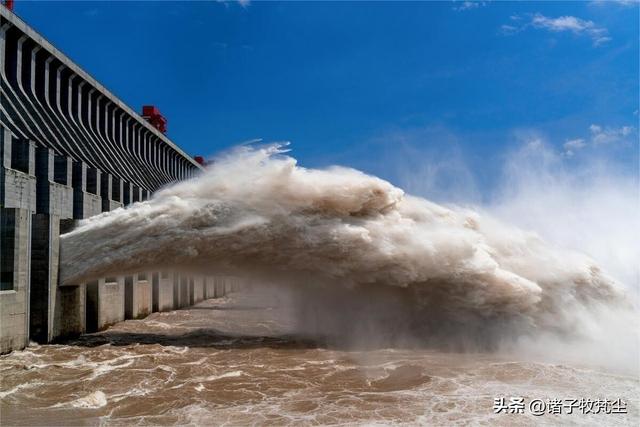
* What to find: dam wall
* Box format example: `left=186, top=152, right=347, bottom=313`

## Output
left=0, top=6, right=225, bottom=354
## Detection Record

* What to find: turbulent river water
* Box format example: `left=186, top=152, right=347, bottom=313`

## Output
left=2, top=145, right=639, bottom=425
left=1, top=290, right=638, bottom=426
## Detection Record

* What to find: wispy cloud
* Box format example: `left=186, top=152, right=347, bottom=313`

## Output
left=532, top=14, right=611, bottom=46
left=563, top=138, right=586, bottom=157
left=561, top=124, right=635, bottom=156
left=452, top=1, right=486, bottom=11
left=502, top=13, right=611, bottom=46
left=589, top=124, right=634, bottom=145
left=590, top=0, right=639, bottom=7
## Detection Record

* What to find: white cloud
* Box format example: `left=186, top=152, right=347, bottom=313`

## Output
left=502, top=13, right=611, bottom=46
left=590, top=124, right=635, bottom=145
left=531, top=14, right=611, bottom=46
left=453, top=1, right=486, bottom=11
left=563, top=138, right=587, bottom=157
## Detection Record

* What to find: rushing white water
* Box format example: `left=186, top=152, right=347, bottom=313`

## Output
left=59, top=144, right=633, bottom=357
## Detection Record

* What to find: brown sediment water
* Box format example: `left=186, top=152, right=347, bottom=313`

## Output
left=1, top=290, right=638, bottom=426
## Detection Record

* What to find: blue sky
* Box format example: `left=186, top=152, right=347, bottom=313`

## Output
left=13, top=1, right=639, bottom=201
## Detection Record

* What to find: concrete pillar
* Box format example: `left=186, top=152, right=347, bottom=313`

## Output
left=0, top=208, right=31, bottom=354
left=124, top=273, right=152, bottom=319
left=51, top=219, right=85, bottom=341
left=72, top=161, right=101, bottom=219
left=215, top=276, right=225, bottom=298
left=179, top=274, right=189, bottom=308
left=100, top=173, right=123, bottom=212
left=152, top=271, right=174, bottom=312
left=35, top=147, right=73, bottom=218
left=194, top=275, right=204, bottom=303
left=1, top=127, right=10, bottom=170
left=53, top=282, right=86, bottom=340
left=1, top=134, right=36, bottom=212
left=28, top=213, right=60, bottom=343
left=85, top=276, right=125, bottom=332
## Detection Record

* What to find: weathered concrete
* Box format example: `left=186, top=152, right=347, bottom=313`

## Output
left=125, top=274, right=152, bottom=319
left=0, top=7, right=209, bottom=353
left=35, top=147, right=72, bottom=218
left=1, top=131, right=36, bottom=213
left=0, top=208, right=31, bottom=354
left=86, top=277, right=125, bottom=332
left=215, top=277, right=225, bottom=299
left=155, top=271, right=174, bottom=312
left=29, top=213, right=60, bottom=343
left=194, top=276, right=204, bottom=304
left=72, top=161, right=102, bottom=219
left=52, top=283, right=85, bottom=340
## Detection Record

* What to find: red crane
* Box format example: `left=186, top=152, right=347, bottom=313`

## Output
left=2, top=0, right=14, bottom=11
left=141, top=105, right=167, bottom=134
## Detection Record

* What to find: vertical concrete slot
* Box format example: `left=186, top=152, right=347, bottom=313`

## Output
left=180, top=276, right=188, bottom=308
left=189, top=278, right=195, bottom=306
left=172, top=273, right=180, bottom=310
left=124, top=275, right=134, bottom=319
left=152, top=272, right=159, bottom=312
left=85, top=280, right=99, bottom=333
left=0, top=209, right=16, bottom=291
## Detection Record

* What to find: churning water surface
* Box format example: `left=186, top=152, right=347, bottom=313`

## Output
left=2, top=144, right=639, bottom=426
left=1, top=291, right=638, bottom=426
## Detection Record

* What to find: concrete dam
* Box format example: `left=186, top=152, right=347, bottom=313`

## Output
left=0, top=5, right=234, bottom=354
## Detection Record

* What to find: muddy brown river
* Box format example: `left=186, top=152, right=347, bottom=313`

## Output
left=1, top=291, right=638, bottom=426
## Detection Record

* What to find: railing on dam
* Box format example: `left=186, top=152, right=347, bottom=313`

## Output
left=0, top=6, right=216, bottom=354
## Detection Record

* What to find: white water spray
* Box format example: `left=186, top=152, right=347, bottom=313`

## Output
left=60, top=144, right=633, bottom=355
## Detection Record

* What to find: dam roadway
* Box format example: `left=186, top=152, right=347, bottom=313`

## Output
left=0, top=5, right=229, bottom=353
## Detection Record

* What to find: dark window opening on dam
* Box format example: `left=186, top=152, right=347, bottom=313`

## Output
left=0, top=210, right=16, bottom=291
left=111, top=177, right=121, bottom=203
left=34, top=51, right=46, bottom=101
left=86, top=168, right=99, bottom=195
left=10, top=138, right=31, bottom=174
left=4, top=28, right=18, bottom=83
left=123, top=183, right=131, bottom=206
left=19, top=39, right=32, bottom=91
left=53, top=154, right=70, bottom=185
left=189, top=278, right=195, bottom=306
